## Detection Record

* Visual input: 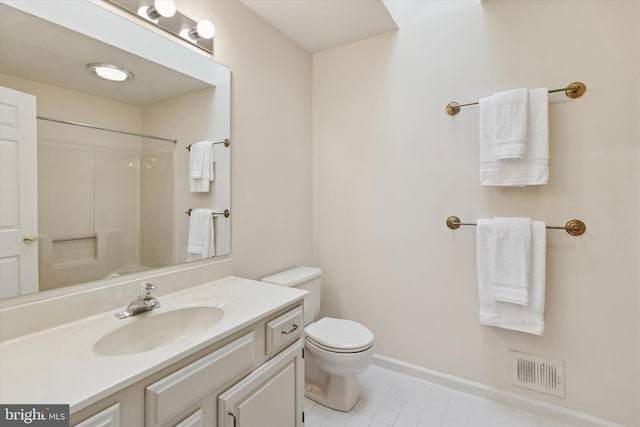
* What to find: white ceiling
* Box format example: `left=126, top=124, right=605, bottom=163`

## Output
left=239, top=0, right=398, bottom=53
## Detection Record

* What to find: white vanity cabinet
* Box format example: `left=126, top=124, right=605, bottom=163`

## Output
left=69, top=301, right=305, bottom=427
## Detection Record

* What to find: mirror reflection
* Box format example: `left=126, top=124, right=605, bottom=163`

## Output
left=0, top=3, right=230, bottom=300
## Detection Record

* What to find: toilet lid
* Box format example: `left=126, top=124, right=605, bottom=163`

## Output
left=305, top=317, right=374, bottom=352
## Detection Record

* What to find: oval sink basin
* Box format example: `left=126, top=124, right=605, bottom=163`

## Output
left=93, top=306, right=224, bottom=356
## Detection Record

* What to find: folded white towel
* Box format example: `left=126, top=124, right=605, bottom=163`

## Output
left=190, top=141, right=208, bottom=179
left=190, top=141, right=215, bottom=193
left=476, top=219, right=546, bottom=335
left=479, top=88, right=549, bottom=186
left=187, top=208, right=215, bottom=261
left=493, top=88, right=528, bottom=160
left=210, top=145, right=216, bottom=182
left=492, top=217, right=531, bottom=305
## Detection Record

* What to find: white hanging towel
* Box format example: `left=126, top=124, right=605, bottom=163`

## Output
left=186, top=208, right=215, bottom=261
left=493, top=88, right=528, bottom=160
left=476, top=219, right=546, bottom=335
left=189, top=141, right=215, bottom=192
left=492, top=217, right=531, bottom=305
left=479, top=88, right=549, bottom=186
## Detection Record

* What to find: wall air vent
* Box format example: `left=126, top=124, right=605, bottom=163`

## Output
left=509, top=350, right=565, bottom=398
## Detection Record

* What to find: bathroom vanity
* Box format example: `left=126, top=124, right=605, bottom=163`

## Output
left=0, top=270, right=306, bottom=427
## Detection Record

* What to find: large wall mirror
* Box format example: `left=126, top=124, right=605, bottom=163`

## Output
left=0, top=0, right=231, bottom=301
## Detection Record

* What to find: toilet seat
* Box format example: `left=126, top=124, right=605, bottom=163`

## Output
left=305, top=337, right=373, bottom=354
left=305, top=317, right=374, bottom=354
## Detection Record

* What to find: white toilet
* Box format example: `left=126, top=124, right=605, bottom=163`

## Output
left=262, top=266, right=374, bottom=412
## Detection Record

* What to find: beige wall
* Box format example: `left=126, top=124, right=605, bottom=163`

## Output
left=175, top=0, right=314, bottom=280
left=313, top=1, right=639, bottom=425
left=142, top=88, right=220, bottom=266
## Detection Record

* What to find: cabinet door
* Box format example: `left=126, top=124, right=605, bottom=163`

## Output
left=74, top=403, right=119, bottom=427
left=218, top=341, right=303, bottom=427
left=174, top=409, right=203, bottom=427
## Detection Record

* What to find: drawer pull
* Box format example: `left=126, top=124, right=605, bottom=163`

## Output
left=266, top=306, right=303, bottom=354
left=228, top=411, right=237, bottom=427
left=281, top=324, right=299, bottom=335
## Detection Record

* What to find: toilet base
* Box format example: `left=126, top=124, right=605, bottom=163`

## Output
left=304, top=353, right=362, bottom=412
left=305, top=377, right=361, bottom=412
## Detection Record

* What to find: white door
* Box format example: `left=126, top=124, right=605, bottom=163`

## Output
left=0, top=86, right=38, bottom=298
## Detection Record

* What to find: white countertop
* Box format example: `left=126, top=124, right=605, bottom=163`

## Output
left=0, top=276, right=305, bottom=412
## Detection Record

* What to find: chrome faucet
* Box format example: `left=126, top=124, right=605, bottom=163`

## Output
left=116, top=282, right=161, bottom=319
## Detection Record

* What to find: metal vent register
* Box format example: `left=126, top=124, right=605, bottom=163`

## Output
left=509, top=351, right=565, bottom=397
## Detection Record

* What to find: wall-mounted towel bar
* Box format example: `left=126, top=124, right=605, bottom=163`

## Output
left=185, top=139, right=231, bottom=151
left=445, top=81, right=587, bottom=116
left=446, top=216, right=586, bottom=236
left=185, top=209, right=231, bottom=218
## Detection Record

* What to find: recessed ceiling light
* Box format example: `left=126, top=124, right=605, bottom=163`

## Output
left=87, top=63, right=134, bottom=82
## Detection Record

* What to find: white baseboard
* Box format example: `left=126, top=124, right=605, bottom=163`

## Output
left=372, top=353, right=623, bottom=427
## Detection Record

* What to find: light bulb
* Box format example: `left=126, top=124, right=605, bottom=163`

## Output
left=196, top=19, right=215, bottom=39
left=137, top=6, right=154, bottom=21
left=139, top=0, right=176, bottom=21
left=181, top=19, right=216, bottom=41
left=154, top=0, right=176, bottom=18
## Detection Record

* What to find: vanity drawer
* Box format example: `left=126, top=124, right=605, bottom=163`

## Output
left=145, top=332, right=255, bottom=427
left=265, top=306, right=303, bottom=356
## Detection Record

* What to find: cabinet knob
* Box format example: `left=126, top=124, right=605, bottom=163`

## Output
left=23, top=235, right=38, bottom=243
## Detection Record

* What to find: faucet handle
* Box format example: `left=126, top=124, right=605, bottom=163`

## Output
left=138, top=282, right=157, bottom=299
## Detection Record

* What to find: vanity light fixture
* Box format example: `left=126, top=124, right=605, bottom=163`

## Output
left=180, top=19, right=215, bottom=41
left=107, top=0, right=215, bottom=55
left=137, top=0, right=176, bottom=22
left=87, top=63, right=134, bottom=82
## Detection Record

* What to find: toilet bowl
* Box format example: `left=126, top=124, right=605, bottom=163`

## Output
left=304, top=317, right=374, bottom=411
left=262, top=267, right=374, bottom=412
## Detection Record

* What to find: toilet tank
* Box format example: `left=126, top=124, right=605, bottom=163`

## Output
left=261, top=266, right=321, bottom=326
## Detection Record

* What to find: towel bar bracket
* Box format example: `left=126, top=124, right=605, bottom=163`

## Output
left=446, top=216, right=586, bottom=236
left=446, top=216, right=463, bottom=229
left=564, top=82, right=586, bottom=99
left=445, top=102, right=461, bottom=116
left=548, top=219, right=586, bottom=236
